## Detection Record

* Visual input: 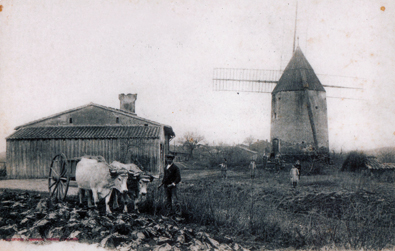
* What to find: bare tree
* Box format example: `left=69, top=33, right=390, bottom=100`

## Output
left=243, top=135, right=255, bottom=146
left=179, top=132, right=205, bottom=159
left=217, top=141, right=231, bottom=147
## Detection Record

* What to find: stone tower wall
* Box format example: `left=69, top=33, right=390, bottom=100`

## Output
left=270, top=90, right=329, bottom=150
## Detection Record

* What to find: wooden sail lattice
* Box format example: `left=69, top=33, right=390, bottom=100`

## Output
left=213, top=68, right=281, bottom=93
left=213, top=68, right=364, bottom=99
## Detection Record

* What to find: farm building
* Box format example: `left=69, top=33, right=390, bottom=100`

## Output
left=342, top=155, right=395, bottom=173
left=6, top=94, right=175, bottom=179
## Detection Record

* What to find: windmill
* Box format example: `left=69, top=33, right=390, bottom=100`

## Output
left=212, top=5, right=363, bottom=159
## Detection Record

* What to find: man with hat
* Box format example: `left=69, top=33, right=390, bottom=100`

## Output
left=160, top=154, right=181, bottom=210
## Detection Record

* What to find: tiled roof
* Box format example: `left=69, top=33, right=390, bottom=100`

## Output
left=7, top=126, right=161, bottom=140
left=15, top=103, right=170, bottom=130
left=366, top=158, right=395, bottom=170
left=93, top=104, right=164, bottom=126
left=272, top=46, right=325, bottom=94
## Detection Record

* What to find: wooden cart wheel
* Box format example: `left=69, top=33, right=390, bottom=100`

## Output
left=48, top=153, right=70, bottom=201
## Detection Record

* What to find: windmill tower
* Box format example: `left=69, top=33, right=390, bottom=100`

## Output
left=213, top=4, right=362, bottom=156
left=271, top=46, right=328, bottom=152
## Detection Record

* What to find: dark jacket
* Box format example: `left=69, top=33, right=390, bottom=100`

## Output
left=162, top=163, right=181, bottom=186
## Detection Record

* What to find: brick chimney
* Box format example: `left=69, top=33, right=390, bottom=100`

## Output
left=119, top=93, right=137, bottom=114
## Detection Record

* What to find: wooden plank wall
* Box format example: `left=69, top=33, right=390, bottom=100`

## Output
left=125, top=138, right=161, bottom=174
left=6, top=138, right=162, bottom=179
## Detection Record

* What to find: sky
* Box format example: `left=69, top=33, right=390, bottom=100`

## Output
left=0, top=0, right=394, bottom=153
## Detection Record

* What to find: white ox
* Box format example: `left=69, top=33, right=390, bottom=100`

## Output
left=76, top=157, right=129, bottom=214
left=110, top=161, right=154, bottom=213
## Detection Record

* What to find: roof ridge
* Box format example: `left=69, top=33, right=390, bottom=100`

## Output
left=14, top=103, right=171, bottom=130
left=15, top=103, right=94, bottom=130
left=92, top=104, right=164, bottom=126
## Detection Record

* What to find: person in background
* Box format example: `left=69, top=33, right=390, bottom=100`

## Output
left=294, top=160, right=301, bottom=178
left=249, top=160, right=256, bottom=179
left=262, top=155, right=268, bottom=169
left=290, top=164, right=300, bottom=189
left=160, top=154, right=181, bottom=210
left=220, top=158, right=227, bottom=179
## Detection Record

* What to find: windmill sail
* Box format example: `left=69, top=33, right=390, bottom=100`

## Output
left=213, top=68, right=282, bottom=93
left=213, top=68, right=364, bottom=99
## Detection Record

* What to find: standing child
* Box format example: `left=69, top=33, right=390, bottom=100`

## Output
left=290, top=165, right=300, bottom=188
left=249, top=160, right=256, bottom=179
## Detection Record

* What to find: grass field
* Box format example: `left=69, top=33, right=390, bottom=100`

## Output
left=143, top=159, right=395, bottom=250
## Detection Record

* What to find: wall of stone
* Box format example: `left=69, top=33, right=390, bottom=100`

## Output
left=270, top=90, right=329, bottom=150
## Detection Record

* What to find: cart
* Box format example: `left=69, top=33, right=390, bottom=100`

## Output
left=48, top=153, right=81, bottom=201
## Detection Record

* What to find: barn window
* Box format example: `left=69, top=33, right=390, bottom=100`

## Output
left=116, top=117, right=119, bottom=123
left=69, top=118, right=73, bottom=123
left=315, top=106, right=318, bottom=109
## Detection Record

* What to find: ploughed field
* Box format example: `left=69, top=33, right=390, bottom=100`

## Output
left=1, top=162, right=395, bottom=250
left=0, top=190, right=247, bottom=250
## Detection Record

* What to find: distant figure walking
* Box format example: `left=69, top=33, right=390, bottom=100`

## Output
left=249, top=160, right=256, bottom=179
left=220, top=158, right=227, bottom=179
left=262, top=155, right=268, bottom=169
left=290, top=166, right=300, bottom=188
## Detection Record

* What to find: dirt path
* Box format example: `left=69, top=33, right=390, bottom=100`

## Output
left=0, top=162, right=247, bottom=195
left=0, top=179, right=79, bottom=196
left=176, top=162, right=247, bottom=181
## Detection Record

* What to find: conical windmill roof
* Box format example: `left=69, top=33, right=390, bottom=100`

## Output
left=272, top=46, right=325, bottom=94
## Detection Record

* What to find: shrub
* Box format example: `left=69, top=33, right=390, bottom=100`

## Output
left=341, top=151, right=368, bottom=172
left=330, top=151, right=347, bottom=166
left=303, top=161, right=326, bottom=175
left=0, top=164, right=6, bottom=177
